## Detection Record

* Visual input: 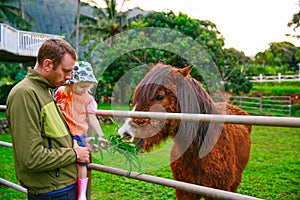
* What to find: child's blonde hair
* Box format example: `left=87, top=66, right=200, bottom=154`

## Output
left=64, top=82, right=95, bottom=95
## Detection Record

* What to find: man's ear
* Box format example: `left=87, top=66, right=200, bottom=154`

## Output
left=44, top=59, right=53, bottom=72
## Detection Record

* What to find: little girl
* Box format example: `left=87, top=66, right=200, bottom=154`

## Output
left=55, top=61, right=107, bottom=200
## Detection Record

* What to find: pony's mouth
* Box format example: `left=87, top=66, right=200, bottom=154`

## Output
left=121, top=133, right=144, bottom=150
left=121, top=132, right=134, bottom=142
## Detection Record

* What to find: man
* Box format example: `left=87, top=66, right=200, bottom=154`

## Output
left=6, top=38, right=90, bottom=200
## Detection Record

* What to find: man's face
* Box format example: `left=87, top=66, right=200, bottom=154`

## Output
left=47, top=53, right=75, bottom=87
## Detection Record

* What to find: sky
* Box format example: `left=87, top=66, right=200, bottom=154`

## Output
left=86, top=0, right=300, bottom=57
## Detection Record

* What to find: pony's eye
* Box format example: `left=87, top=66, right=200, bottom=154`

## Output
left=155, top=94, right=164, bottom=101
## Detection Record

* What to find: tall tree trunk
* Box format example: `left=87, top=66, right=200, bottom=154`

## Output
left=19, top=0, right=24, bottom=19
left=76, top=0, right=80, bottom=52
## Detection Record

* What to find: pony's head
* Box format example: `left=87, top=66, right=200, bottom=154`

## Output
left=118, top=60, right=220, bottom=153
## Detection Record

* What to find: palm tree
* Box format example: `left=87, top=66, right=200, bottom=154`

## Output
left=18, top=0, right=24, bottom=19
left=76, top=0, right=81, bottom=52
left=0, top=0, right=32, bottom=30
left=71, top=0, right=137, bottom=48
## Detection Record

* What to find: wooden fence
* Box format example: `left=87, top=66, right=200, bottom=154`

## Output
left=229, top=96, right=291, bottom=116
left=249, top=73, right=300, bottom=83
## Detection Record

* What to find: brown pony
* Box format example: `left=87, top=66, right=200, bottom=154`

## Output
left=118, top=60, right=252, bottom=200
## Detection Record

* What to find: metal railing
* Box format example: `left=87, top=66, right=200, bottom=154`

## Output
left=2, top=107, right=300, bottom=199
left=0, top=143, right=261, bottom=200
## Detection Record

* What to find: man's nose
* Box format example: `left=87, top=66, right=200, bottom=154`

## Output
left=65, top=73, right=72, bottom=80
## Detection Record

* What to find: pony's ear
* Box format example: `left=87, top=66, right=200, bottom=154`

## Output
left=158, top=59, right=166, bottom=65
left=152, top=59, right=167, bottom=70
left=178, top=65, right=193, bottom=77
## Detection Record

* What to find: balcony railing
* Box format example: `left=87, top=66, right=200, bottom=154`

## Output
left=0, top=23, right=63, bottom=57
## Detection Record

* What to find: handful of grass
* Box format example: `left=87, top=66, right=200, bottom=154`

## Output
left=92, top=134, right=141, bottom=173
left=108, top=135, right=141, bottom=172
left=90, top=117, right=141, bottom=173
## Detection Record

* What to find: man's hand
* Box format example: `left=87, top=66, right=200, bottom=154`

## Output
left=73, top=140, right=90, bottom=163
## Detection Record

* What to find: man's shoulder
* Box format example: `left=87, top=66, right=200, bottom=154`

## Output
left=9, top=78, right=35, bottom=96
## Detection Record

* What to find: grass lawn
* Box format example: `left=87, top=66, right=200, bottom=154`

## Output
left=0, top=125, right=299, bottom=199
left=252, top=81, right=300, bottom=95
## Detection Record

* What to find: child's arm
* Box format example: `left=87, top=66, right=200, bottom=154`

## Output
left=87, top=113, right=108, bottom=151
left=87, top=113, right=104, bottom=138
left=86, top=99, right=108, bottom=150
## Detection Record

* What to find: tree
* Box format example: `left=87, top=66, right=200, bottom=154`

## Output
left=0, top=0, right=33, bottom=30
left=75, top=0, right=81, bottom=52
left=137, top=11, right=252, bottom=94
left=71, top=0, right=135, bottom=50
left=86, top=10, right=253, bottom=101
left=222, top=48, right=252, bottom=94
left=253, top=42, right=299, bottom=74
left=18, top=0, right=24, bottom=19
left=287, top=1, right=300, bottom=39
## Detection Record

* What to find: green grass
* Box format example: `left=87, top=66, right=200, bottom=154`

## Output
left=0, top=133, right=27, bottom=200
left=252, top=86, right=300, bottom=96
left=252, top=81, right=300, bottom=87
left=98, top=104, right=132, bottom=111
left=1, top=125, right=299, bottom=199
left=252, top=81, right=300, bottom=96
left=237, top=126, right=300, bottom=199
left=0, top=111, right=6, bottom=118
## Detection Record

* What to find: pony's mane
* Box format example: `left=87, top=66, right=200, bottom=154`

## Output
left=133, top=65, right=172, bottom=106
left=177, top=77, right=216, bottom=115
left=176, top=76, right=222, bottom=155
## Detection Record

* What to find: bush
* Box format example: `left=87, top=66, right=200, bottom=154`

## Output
left=0, top=84, right=16, bottom=105
left=291, top=104, right=300, bottom=117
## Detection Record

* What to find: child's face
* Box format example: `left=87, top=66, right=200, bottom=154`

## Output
left=73, top=82, right=93, bottom=95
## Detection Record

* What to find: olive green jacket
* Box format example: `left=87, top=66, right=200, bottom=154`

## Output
left=6, top=69, right=77, bottom=194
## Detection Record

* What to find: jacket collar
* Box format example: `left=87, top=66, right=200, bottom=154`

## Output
left=26, top=68, right=56, bottom=90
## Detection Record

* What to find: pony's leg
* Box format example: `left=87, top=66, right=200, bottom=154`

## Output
left=229, top=181, right=239, bottom=193
left=175, top=189, right=202, bottom=200
left=229, top=173, right=242, bottom=192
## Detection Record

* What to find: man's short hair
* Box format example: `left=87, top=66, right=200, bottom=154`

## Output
left=37, top=38, right=77, bottom=69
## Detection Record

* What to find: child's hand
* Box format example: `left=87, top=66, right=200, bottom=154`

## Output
left=86, top=137, right=99, bottom=152
left=98, top=137, right=109, bottom=149
left=86, top=136, right=109, bottom=152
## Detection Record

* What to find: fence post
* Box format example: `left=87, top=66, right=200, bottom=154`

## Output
left=288, top=96, right=292, bottom=117
left=86, top=127, right=92, bottom=200
left=259, top=74, right=262, bottom=82
left=87, top=155, right=92, bottom=200
left=278, top=73, right=281, bottom=83
left=297, top=63, right=300, bottom=80
left=259, top=97, right=263, bottom=115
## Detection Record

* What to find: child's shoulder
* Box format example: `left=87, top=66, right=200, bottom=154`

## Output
left=57, top=86, right=65, bottom=91
left=85, top=92, right=95, bottom=99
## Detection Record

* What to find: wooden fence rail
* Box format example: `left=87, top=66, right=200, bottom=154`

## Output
left=1, top=105, right=299, bottom=127
left=88, top=164, right=261, bottom=200
left=96, top=110, right=300, bottom=127
left=229, top=96, right=291, bottom=116
left=0, top=144, right=261, bottom=200
left=248, top=73, right=300, bottom=82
